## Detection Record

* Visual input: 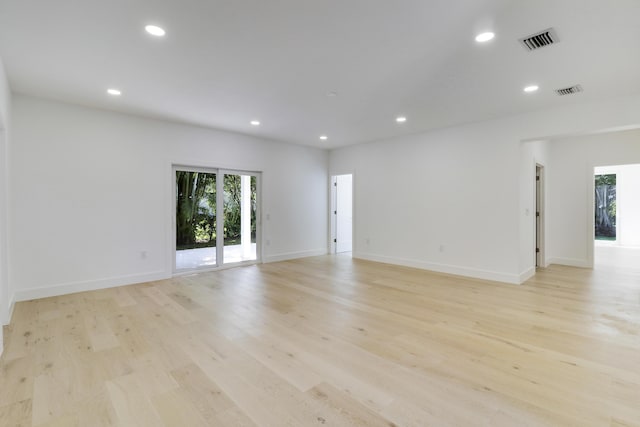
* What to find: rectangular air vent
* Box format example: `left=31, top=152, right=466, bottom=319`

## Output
left=556, top=85, right=583, bottom=96
left=520, top=28, right=558, bottom=51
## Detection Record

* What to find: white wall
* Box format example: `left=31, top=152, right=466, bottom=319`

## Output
left=548, top=129, right=640, bottom=267
left=619, top=165, right=640, bottom=247
left=0, top=57, right=11, bottom=352
left=9, top=95, right=328, bottom=301
left=330, top=93, right=640, bottom=284
left=331, top=120, right=522, bottom=283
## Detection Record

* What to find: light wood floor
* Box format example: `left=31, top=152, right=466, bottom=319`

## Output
left=1, top=255, right=639, bottom=426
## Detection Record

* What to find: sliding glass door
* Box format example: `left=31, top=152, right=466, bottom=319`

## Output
left=223, top=173, right=257, bottom=264
left=174, top=166, right=260, bottom=272
left=175, top=169, right=217, bottom=270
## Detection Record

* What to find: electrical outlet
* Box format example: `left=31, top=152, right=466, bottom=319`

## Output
left=439, top=244, right=445, bottom=253
left=140, top=250, right=147, bottom=260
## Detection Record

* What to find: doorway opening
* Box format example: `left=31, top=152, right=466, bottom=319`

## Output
left=331, top=174, right=353, bottom=254
left=173, top=166, right=260, bottom=273
left=593, top=164, right=640, bottom=271
left=535, top=164, right=545, bottom=268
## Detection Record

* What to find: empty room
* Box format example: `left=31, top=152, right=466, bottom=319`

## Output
left=0, top=0, right=639, bottom=426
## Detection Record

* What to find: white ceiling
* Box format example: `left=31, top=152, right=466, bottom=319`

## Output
left=1, top=0, right=639, bottom=148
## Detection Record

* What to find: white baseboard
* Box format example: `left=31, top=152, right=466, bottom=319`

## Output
left=12, top=270, right=169, bottom=303
left=547, top=257, right=590, bottom=268
left=2, top=296, right=15, bottom=325
left=9, top=248, right=328, bottom=311
left=1, top=294, right=15, bottom=356
left=263, top=248, right=327, bottom=263
left=519, top=267, right=536, bottom=284
left=354, top=252, right=522, bottom=285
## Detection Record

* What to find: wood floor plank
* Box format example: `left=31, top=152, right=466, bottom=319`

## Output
left=105, top=373, right=164, bottom=426
left=112, top=287, right=137, bottom=308
left=0, top=255, right=639, bottom=426
left=75, top=384, right=119, bottom=427
left=32, top=367, right=76, bottom=425
left=306, top=382, right=398, bottom=427
left=0, top=399, right=32, bottom=427
left=84, top=315, right=120, bottom=352
left=151, top=389, right=209, bottom=427
left=233, top=334, right=323, bottom=392
left=170, top=363, right=241, bottom=421
left=0, top=355, right=35, bottom=408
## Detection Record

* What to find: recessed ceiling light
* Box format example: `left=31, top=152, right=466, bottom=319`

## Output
left=250, top=120, right=260, bottom=126
left=107, top=88, right=121, bottom=96
left=145, top=25, right=166, bottom=37
left=475, top=32, right=495, bottom=43
left=524, top=85, right=539, bottom=93
left=396, top=116, right=407, bottom=123
left=319, top=135, right=328, bottom=140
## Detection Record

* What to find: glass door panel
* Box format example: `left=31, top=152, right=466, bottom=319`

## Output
left=175, top=170, right=217, bottom=270
left=223, top=173, right=257, bottom=263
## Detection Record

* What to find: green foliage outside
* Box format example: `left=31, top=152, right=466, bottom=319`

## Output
left=176, top=171, right=256, bottom=250
left=595, top=174, right=616, bottom=186
left=594, top=174, right=616, bottom=239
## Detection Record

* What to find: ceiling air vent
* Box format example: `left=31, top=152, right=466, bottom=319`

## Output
left=556, top=85, right=583, bottom=96
left=519, top=28, right=558, bottom=51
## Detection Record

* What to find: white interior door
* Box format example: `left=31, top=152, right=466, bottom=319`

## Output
left=536, top=166, right=541, bottom=267
left=336, top=174, right=353, bottom=253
